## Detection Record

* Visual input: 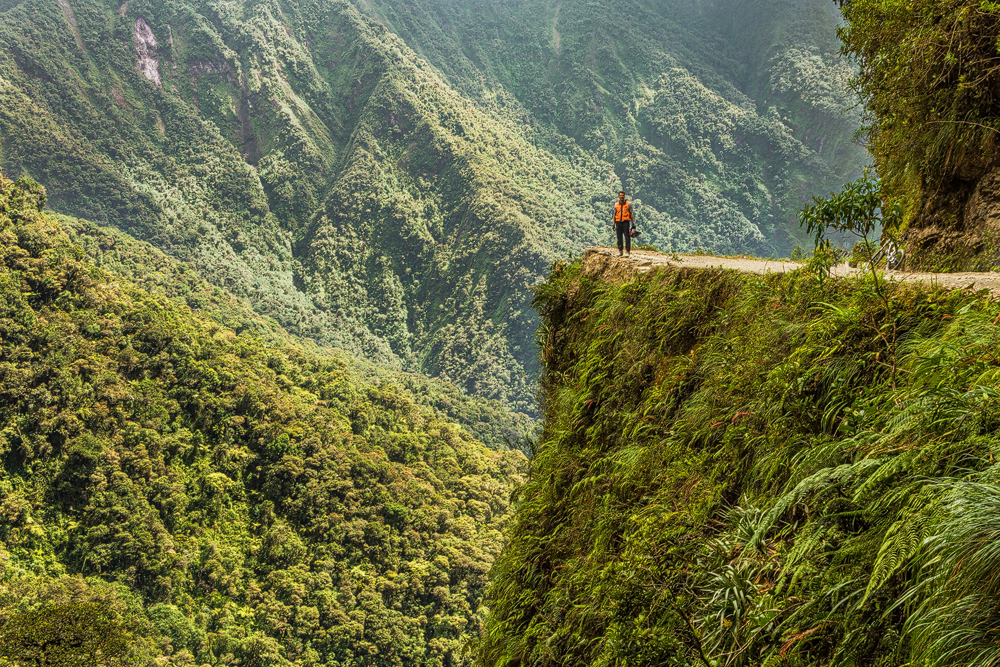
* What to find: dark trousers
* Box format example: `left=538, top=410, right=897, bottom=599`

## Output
left=615, top=221, right=632, bottom=253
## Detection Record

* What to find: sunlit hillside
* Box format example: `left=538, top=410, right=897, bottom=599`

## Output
left=0, top=0, right=865, bottom=411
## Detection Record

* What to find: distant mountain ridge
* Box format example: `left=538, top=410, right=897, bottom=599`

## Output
left=351, top=0, right=865, bottom=248
left=0, top=0, right=865, bottom=411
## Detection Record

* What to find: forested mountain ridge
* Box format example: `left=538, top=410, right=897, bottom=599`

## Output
left=0, top=0, right=612, bottom=412
left=351, top=0, right=865, bottom=250
left=0, top=0, right=865, bottom=411
left=0, top=170, right=526, bottom=666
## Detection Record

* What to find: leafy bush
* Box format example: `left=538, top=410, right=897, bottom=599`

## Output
left=798, top=168, right=900, bottom=248
left=0, top=602, right=133, bottom=667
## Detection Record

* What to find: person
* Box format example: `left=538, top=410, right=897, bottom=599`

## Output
left=612, top=191, right=635, bottom=257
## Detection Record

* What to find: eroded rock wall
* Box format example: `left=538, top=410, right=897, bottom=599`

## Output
left=134, top=17, right=160, bottom=86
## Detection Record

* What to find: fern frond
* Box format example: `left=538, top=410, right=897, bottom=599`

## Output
left=863, top=515, right=922, bottom=601
left=904, top=480, right=1000, bottom=667
left=753, top=459, right=881, bottom=547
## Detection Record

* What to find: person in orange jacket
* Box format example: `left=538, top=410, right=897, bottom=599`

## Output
left=612, top=191, right=635, bottom=257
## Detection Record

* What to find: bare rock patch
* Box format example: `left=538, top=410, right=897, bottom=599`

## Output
left=134, top=17, right=161, bottom=87
left=57, top=0, right=85, bottom=52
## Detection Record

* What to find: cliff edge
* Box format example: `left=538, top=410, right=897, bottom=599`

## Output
left=583, top=246, right=1000, bottom=297
left=475, top=251, right=1000, bottom=667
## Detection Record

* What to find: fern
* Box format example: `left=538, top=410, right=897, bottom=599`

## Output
left=753, top=459, right=881, bottom=548
left=863, top=512, right=924, bottom=601
left=905, top=481, right=1000, bottom=667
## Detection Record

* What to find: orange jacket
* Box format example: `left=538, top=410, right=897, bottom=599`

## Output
left=613, top=200, right=633, bottom=224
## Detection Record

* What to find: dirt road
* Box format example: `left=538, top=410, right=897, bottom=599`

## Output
left=583, top=247, right=1000, bottom=297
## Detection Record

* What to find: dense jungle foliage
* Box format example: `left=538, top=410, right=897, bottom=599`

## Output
left=834, top=0, right=1000, bottom=271
left=839, top=0, right=1000, bottom=217
left=56, top=212, right=536, bottom=450
left=476, top=259, right=1000, bottom=666
left=0, top=170, right=528, bottom=666
left=0, top=0, right=865, bottom=410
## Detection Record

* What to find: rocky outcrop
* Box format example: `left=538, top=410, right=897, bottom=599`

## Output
left=134, top=17, right=161, bottom=87
left=57, top=0, right=85, bottom=52
left=902, top=167, right=1000, bottom=272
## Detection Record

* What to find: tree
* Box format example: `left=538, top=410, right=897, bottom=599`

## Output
left=798, top=167, right=901, bottom=249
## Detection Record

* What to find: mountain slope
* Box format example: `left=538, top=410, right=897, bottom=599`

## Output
left=350, top=0, right=866, bottom=250
left=835, top=0, right=1000, bottom=271
left=0, top=0, right=865, bottom=411
left=56, top=211, right=536, bottom=449
left=477, top=256, right=1000, bottom=666
left=0, top=0, right=614, bottom=411
left=0, top=169, right=526, bottom=666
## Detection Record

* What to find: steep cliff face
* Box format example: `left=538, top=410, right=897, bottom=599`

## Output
left=476, top=259, right=1000, bottom=666
left=901, top=167, right=1000, bottom=271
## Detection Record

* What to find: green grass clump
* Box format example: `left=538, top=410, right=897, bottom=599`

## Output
left=476, top=257, right=1000, bottom=666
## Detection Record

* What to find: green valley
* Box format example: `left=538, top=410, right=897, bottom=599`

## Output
left=12, top=0, right=978, bottom=665
left=0, top=0, right=865, bottom=411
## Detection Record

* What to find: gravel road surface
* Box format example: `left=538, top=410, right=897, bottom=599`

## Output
left=584, top=247, right=1000, bottom=297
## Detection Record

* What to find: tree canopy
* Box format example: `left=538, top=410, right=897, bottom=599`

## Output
left=0, top=169, right=526, bottom=666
